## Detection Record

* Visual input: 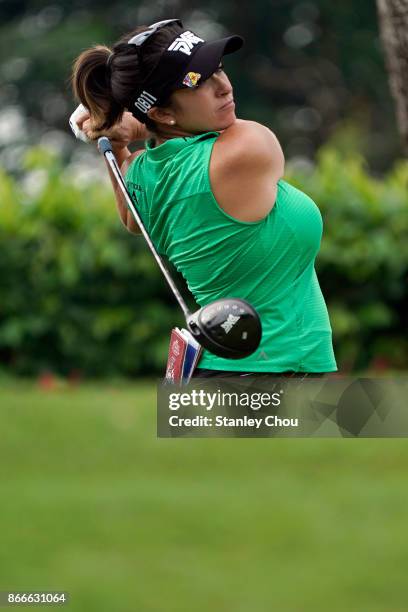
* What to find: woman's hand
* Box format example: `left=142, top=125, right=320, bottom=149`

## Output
left=76, top=110, right=148, bottom=150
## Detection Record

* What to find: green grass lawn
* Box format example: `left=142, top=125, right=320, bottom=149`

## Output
left=1, top=379, right=408, bottom=611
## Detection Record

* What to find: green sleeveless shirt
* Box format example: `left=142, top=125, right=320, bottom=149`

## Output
left=125, top=131, right=337, bottom=372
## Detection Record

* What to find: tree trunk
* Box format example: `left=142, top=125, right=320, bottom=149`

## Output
left=377, top=0, right=408, bottom=154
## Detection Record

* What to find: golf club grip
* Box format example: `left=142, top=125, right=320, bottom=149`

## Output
left=98, top=137, right=191, bottom=319
left=97, top=136, right=112, bottom=155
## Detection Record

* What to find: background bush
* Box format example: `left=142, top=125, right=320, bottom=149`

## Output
left=287, top=147, right=408, bottom=371
left=1, top=145, right=407, bottom=376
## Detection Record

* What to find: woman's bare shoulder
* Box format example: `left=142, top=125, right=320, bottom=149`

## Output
left=214, top=119, right=284, bottom=174
left=209, top=120, right=285, bottom=223
left=217, top=118, right=277, bottom=143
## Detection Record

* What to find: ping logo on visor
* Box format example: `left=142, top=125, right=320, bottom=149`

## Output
left=134, top=90, right=157, bottom=114
left=168, top=31, right=204, bottom=56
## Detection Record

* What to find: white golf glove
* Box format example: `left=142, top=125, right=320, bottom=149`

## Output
left=69, top=104, right=90, bottom=143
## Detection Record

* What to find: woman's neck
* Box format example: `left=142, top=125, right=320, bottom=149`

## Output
left=152, top=127, right=202, bottom=146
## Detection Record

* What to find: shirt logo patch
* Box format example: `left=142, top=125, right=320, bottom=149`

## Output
left=168, top=31, right=204, bottom=56
left=183, top=72, right=201, bottom=88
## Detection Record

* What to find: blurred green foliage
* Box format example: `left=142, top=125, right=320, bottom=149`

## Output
left=0, top=0, right=402, bottom=171
left=0, top=147, right=183, bottom=376
left=287, top=148, right=408, bottom=371
left=0, top=144, right=407, bottom=376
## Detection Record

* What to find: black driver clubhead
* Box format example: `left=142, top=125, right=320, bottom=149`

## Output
left=187, top=298, right=262, bottom=359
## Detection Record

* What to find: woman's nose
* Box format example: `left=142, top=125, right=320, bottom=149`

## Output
left=214, top=73, right=232, bottom=95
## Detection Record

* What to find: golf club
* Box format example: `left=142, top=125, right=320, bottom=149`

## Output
left=97, top=136, right=262, bottom=359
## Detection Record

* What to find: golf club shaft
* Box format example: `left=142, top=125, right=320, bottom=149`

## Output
left=98, top=137, right=191, bottom=319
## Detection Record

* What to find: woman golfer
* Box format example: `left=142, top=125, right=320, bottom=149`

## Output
left=71, top=18, right=337, bottom=378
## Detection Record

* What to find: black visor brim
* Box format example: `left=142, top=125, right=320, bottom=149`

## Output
left=184, top=35, right=244, bottom=83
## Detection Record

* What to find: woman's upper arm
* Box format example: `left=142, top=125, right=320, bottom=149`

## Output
left=216, top=120, right=284, bottom=176
left=121, top=149, right=143, bottom=177
left=117, top=149, right=144, bottom=235
left=210, top=120, right=285, bottom=222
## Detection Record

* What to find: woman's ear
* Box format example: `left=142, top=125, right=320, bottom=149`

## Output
left=147, top=106, right=176, bottom=126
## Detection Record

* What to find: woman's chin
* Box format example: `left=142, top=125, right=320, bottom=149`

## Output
left=192, top=113, right=237, bottom=134
left=215, top=114, right=237, bottom=131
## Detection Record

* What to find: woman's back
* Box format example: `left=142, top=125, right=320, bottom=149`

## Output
left=125, top=131, right=337, bottom=373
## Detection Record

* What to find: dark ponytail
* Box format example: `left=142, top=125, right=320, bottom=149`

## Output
left=71, top=23, right=184, bottom=134
left=71, top=45, right=122, bottom=131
